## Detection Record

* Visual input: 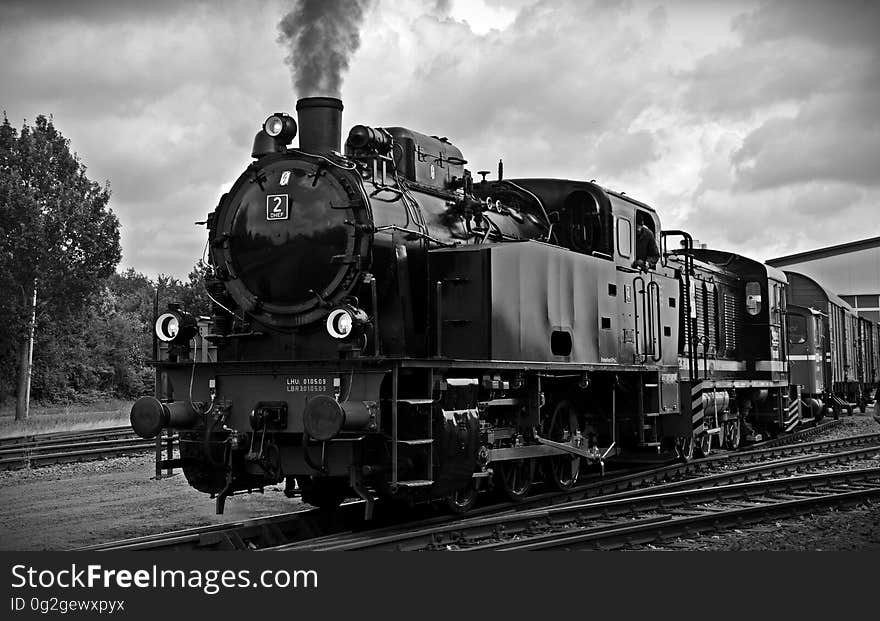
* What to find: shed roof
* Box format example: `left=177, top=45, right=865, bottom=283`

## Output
left=767, top=236, right=880, bottom=266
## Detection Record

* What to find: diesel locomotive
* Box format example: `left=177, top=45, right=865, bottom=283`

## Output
left=130, top=97, right=880, bottom=515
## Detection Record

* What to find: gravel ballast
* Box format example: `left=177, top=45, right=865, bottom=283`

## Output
left=635, top=407, right=880, bottom=551
left=0, top=454, right=298, bottom=550
left=0, top=408, right=877, bottom=551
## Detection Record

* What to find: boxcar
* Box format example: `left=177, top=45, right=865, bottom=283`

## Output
left=784, top=271, right=862, bottom=415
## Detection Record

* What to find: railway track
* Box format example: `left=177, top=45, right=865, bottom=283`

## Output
left=748, top=419, right=841, bottom=449
left=0, top=425, right=132, bottom=447
left=497, top=429, right=880, bottom=513
left=75, top=501, right=371, bottom=552
left=275, top=433, right=880, bottom=550
left=80, top=427, right=879, bottom=552
left=0, top=426, right=172, bottom=471
left=471, top=468, right=880, bottom=551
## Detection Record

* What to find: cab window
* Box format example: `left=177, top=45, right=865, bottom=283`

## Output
left=616, top=217, right=632, bottom=258
left=563, top=191, right=601, bottom=254
left=788, top=315, right=807, bottom=344
left=745, top=281, right=762, bottom=316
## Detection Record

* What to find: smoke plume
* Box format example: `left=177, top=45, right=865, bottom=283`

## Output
left=278, top=0, right=374, bottom=98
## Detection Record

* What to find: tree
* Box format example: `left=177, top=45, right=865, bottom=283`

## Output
left=157, top=260, right=212, bottom=319
left=0, top=114, right=121, bottom=417
left=94, top=264, right=211, bottom=400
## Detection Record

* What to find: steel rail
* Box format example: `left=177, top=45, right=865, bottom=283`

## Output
left=473, top=468, right=880, bottom=551
left=318, top=467, right=880, bottom=551
left=273, top=448, right=863, bottom=552
left=748, top=419, right=842, bottom=449
left=0, top=425, right=133, bottom=448
left=0, top=436, right=153, bottom=457
left=76, top=425, right=873, bottom=552
left=76, top=500, right=374, bottom=551
left=568, top=442, right=880, bottom=505
left=478, top=431, right=880, bottom=515
left=0, top=437, right=177, bottom=471
left=75, top=468, right=642, bottom=552
left=281, top=441, right=880, bottom=551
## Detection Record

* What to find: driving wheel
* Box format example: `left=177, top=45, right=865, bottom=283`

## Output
left=497, top=459, right=534, bottom=501
left=695, top=432, right=711, bottom=457
left=545, top=456, right=580, bottom=491
left=676, top=434, right=694, bottom=462
left=543, top=400, right=581, bottom=491
left=446, top=482, right=478, bottom=514
left=722, top=418, right=741, bottom=450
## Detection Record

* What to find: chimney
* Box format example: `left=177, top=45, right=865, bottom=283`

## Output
left=296, top=97, right=343, bottom=154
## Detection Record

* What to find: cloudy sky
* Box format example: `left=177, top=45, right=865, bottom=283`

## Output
left=2, top=0, right=877, bottom=278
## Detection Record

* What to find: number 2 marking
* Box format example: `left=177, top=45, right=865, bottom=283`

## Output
left=266, top=194, right=289, bottom=220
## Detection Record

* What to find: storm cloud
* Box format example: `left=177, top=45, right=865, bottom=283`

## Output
left=1, top=0, right=877, bottom=276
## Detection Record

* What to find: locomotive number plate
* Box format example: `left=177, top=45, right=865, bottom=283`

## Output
left=267, top=194, right=289, bottom=220
left=285, top=376, right=330, bottom=393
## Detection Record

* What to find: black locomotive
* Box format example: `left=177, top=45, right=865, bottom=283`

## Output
left=130, top=97, right=879, bottom=515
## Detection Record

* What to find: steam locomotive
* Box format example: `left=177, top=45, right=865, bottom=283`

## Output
left=130, top=97, right=879, bottom=516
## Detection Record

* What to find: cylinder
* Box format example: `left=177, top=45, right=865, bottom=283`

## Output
left=303, top=396, right=377, bottom=441
left=130, top=396, right=198, bottom=439
left=303, top=395, right=344, bottom=441
left=702, top=390, right=730, bottom=416
left=296, top=97, right=343, bottom=154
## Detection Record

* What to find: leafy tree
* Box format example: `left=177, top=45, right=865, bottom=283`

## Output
left=98, top=264, right=211, bottom=400
left=156, top=260, right=212, bottom=319
left=0, top=114, right=121, bottom=415
left=0, top=115, right=215, bottom=409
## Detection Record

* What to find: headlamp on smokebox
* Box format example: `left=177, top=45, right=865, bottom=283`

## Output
left=155, top=305, right=198, bottom=343
left=263, top=113, right=297, bottom=143
left=325, top=304, right=369, bottom=340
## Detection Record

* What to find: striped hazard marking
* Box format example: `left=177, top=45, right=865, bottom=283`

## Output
left=784, top=396, right=802, bottom=432
left=691, top=381, right=709, bottom=435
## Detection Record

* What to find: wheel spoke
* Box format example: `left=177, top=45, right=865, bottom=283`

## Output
left=447, top=482, right=478, bottom=514
left=498, top=459, right=533, bottom=500
left=545, top=455, right=577, bottom=490
left=542, top=401, right=581, bottom=491
left=723, top=419, right=741, bottom=450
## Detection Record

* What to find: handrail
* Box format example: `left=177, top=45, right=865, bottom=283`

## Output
left=645, top=279, right=655, bottom=358
left=633, top=276, right=647, bottom=363
left=435, top=281, right=443, bottom=357
left=648, top=279, right=662, bottom=362
left=661, top=230, right=696, bottom=379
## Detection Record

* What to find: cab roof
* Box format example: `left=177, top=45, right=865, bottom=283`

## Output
left=783, top=270, right=854, bottom=312
left=687, top=248, right=789, bottom=284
